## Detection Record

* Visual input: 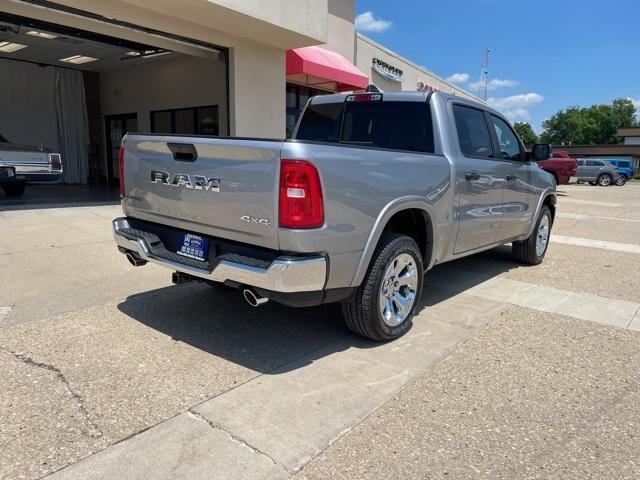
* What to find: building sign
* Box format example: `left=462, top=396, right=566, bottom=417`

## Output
left=417, top=81, right=439, bottom=93
left=372, top=58, right=403, bottom=83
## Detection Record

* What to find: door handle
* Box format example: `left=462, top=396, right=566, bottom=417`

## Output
left=167, top=143, right=198, bottom=162
left=506, top=175, right=518, bottom=181
left=465, top=172, right=480, bottom=181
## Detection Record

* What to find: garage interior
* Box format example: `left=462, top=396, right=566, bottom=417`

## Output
left=0, top=12, right=228, bottom=201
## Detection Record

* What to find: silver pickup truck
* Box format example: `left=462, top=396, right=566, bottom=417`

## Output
left=113, top=91, right=556, bottom=341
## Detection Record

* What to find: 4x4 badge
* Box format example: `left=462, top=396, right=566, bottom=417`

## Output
left=241, top=215, right=271, bottom=226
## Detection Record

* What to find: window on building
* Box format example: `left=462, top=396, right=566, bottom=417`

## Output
left=453, top=105, right=493, bottom=158
left=151, top=105, right=219, bottom=136
left=286, top=83, right=332, bottom=138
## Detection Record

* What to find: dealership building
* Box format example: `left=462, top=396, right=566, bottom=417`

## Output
left=0, top=0, right=476, bottom=190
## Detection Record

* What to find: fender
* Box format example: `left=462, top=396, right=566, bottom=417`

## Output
left=350, top=196, right=438, bottom=287
left=525, top=187, right=557, bottom=239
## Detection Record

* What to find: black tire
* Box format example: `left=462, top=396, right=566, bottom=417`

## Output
left=615, top=176, right=627, bottom=186
left=341, top=232, right=423, bottom=342
left=512, top=205, right=552, bottom=265
left=597, top=174, right=612, bottom=186
left=577, top=180, right=584, bottom=184
left=2, top=182, right=26, bottom=197
left=588, top=181, right=597, bottom=186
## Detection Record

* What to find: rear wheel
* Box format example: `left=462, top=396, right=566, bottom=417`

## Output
left=341, top=233, right=423, bottom=342
left=597, top=174, right=612, bottom=186
left=512, top=205, right=552, bottom=265
left=577, top=180, right=584, bottom=184
left=2, top=182, right=26, bottom=197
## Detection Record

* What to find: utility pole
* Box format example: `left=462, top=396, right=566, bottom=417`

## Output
left=479, top=48, right=490, bottom=101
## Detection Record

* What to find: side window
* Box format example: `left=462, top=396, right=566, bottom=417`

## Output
left=552, top=153, right=562, bottom=158
left=586, top=160, right=598, bottom=167
left=578, top=160, right=585, bottom=166
left=453, top=104, right=493, bottom=158
left=489, top=115, right=523, bottom=161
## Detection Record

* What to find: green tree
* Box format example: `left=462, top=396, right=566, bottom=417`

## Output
left=540, top=98, right=638, bottom=145
left=513, top=122, right=538, bottom=146
left=611, top=98, right=637, bottom=129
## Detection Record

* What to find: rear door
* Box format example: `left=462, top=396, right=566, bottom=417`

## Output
left=452, top=104, right=506, bottom=254
left=122, top=135, right=283, bottom=250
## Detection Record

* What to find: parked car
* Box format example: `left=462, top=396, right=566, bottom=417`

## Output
left=575, top=159, right=621, bottom=186
left=0, top=134, right=63, bottom=197
left=603, top=159, right=634, bottom=185
left=535, top=149, right=577, bottom=185
left=113, top=91, right=556, bottom=341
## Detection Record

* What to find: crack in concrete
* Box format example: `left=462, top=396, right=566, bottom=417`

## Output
left=626, top=303, right=640, bottom=330
left=187, top=410, right=283, bottom=469
left=0, top=304, right=14, bottom=327
left=2, top=347, right=104, bottom=439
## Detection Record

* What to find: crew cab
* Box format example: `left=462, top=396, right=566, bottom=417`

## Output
left=113, top=92, right=556, bottom=341
left=535, top=149, right=577, bottom=185
left=0, top=134, right=63, bottom=197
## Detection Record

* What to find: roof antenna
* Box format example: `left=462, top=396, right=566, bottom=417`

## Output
left=479, top=48, right=490, bottom=101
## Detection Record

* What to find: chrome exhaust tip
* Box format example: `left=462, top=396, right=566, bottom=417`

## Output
left=243, top=288, right=269, bottom=307
left=126, top=251, right=147, bottom=267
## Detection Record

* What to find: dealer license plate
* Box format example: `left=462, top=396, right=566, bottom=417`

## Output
left=177, top=233, right=209, bottom=261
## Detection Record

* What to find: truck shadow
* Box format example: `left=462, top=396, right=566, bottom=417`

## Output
left=117, top=245, right=523, bottom=374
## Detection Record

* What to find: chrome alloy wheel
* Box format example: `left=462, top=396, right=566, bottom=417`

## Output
left=536, top=214, right=550, bottom=258
left=379, top=253, right=418, bottom=327
left=598, top=175, right=612, bottom=186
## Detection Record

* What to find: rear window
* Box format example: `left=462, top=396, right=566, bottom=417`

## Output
left=296, top=100, right=435, bottom=153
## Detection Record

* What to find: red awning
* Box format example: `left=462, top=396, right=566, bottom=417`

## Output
left=286, top=46, right=369, bottom=92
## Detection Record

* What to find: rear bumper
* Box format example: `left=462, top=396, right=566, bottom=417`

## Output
left=112, top=217, right=327, bottom=293
left=0, top=166, right=62, bottom=183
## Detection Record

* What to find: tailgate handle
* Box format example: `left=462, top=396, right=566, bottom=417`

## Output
left=167, top=143, right=198, bottom=162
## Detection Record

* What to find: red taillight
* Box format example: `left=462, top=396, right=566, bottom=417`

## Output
left=279, top=159, right=324, bottom=229
left=345, top=93, right=382, bottom=102
left=118, top=147, right=125, bottom=198
left=48, top=154, right=62, bottom=171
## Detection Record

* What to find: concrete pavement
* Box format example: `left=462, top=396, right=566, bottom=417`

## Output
left=1, top=182, right=640, bottom=479
left=293, top=308, right=640, bottom=480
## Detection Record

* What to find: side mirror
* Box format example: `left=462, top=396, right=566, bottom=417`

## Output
left=528, top=144, right=551, bottom=162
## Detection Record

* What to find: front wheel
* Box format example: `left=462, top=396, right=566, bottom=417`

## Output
left=615, top=176, right=627, bottom=186
left=597, top=174, right=612, bottom=186
left=588, top=181, right=597, bottom=186
left=512, top=205, right=552, bottom=265
left=341, top=233, right=423, bottom=342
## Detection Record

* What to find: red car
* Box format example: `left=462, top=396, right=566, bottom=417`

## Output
left=535, top=150, right=578, bottom=185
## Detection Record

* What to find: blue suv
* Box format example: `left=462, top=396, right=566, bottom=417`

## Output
left=604, top=158, right=634, bottom=184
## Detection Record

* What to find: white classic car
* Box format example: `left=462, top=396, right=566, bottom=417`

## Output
left=0, top=134, right=63, bottom=197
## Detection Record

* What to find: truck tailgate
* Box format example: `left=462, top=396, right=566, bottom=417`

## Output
left=122, top=135, right=283, bottom=250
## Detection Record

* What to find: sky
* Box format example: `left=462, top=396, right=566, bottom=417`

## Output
left=354, top=0, right=640, bottom=133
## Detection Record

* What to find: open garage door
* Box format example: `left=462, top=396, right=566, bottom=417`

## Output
left=0, top=8, right=228, bottom=199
